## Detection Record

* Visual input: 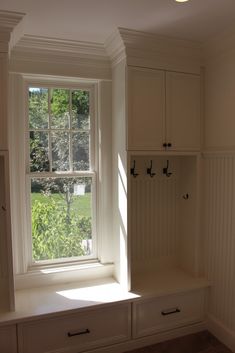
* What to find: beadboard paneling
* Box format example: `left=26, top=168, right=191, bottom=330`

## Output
left=130, top=157, right=180, bottom=272
left=203, top=155, right=235, bottom=329
left=131, top=175, right=178, bottom=263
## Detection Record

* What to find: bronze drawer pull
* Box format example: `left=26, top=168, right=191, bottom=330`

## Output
left=161, top=308, right=180, bottom=316
left=68, top=328, right=90, bottom=337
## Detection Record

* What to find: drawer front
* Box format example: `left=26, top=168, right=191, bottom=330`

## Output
left=0, top=324, right=17, bottom=353
left=18, top=303, right=131, bottom=353
left=133, top=289, right=205, bottom=338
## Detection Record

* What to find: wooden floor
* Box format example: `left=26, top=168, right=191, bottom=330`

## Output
left=124, top=331, right=232, bottom=353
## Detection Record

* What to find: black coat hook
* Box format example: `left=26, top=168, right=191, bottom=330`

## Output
left=130, top=160, right=138, bottom=178
left=147, top=160, right=156, bottom=177
left=183, top=193, right=189, bottom=200
left=163, top=160, right=172, bottom=177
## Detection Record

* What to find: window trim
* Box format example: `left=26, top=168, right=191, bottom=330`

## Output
left=9, top=74, right=114, bottom=287
left=9, top=73, right=114, bottom=290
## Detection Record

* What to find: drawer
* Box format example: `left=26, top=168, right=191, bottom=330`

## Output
left=0, top=324, right=17, bottom=353
left=18, top=303, right=131, bottom=353
left=133, top=289, right=205, bottom=338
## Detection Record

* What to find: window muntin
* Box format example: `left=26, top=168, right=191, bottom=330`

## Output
left=27, top=86, right=96, bottom=264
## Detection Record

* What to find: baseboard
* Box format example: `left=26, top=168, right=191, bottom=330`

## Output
left=207, top=314, right=235, bottom=352
left=85, top=321, right=207, bottom=353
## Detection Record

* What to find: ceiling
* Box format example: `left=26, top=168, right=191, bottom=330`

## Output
left=1, top=0, right=235, bottom=44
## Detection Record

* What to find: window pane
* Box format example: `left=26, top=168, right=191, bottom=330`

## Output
left=72, top=132, right=90, bottom=171
left=51, top=89, right=69, bottom=129
left=29, top=88, right=48, bottom=129
left=72, top=90, right=90, bottom=129
left=31, top=177, right=93, bottom=261
left=30, top=131, right=49, bottom=172
left=51, top=131, right=69, bottom=171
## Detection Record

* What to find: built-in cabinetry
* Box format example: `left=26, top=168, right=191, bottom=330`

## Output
left=129, top=154, right=202, bottom=288
left=0, top=26, right=209, bottom=353
left=110, top=29, right=207, bottom=350
left=0, top=324, right=17, bottom=353
left=0, top=152, right=15, bottom=311
left=127, top=67, right=201, bottom=151
left=133, top=289, right=205, bottom=338
left=0, top=54, right=8, bottom=150
left=18, top=303, right=131, bottom=353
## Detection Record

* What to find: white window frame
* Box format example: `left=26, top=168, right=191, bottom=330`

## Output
left=25, top=81, right=97, bottom=268
left=9, top=74, right=114, bottom=289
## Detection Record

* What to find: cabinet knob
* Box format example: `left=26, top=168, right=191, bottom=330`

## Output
left=163, top=143, right=167, bottom=148
left=167, top=143, right=172, bottom=148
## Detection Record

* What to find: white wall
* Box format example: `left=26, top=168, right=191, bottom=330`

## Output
left=204, top=31, right=235, bottom=151
left=204, top=32, right=235, bottom=350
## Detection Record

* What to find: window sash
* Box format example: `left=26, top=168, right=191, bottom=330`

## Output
left=25, top=82, right=97, bottom=267
left=26, top=172, right=97, bottom=267
left=27, top=87, right=93, bottom=174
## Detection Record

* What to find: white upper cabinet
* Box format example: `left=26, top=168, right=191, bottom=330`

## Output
left=127, top=66, right=165, bottom=150
left=0, top=54, right=8, bottom=150
left=166, top=72, right=201, bottom=151
left=127, top=66, right=201, bottom=151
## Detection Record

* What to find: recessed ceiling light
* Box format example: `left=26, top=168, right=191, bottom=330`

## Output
left=175, top=0, right=189, bottom=2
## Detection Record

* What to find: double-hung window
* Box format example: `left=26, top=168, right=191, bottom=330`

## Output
left=26, top=84, right=96, bottom=266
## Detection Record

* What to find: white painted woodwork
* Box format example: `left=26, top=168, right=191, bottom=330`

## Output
left=112, top=60, right=129, bottom=289
left=106, top=28, right=202, bottom=74
left=131, top=268, right=209, bottom=298
left=127, top=67, right=201, bottom=151
left=18, top=303, right=131, bottom=353
left=203, top=154, right=235, bottom=330
left=127, top=66, right=165, bottom=150
left=166, top=72, right=201, bottom=151
left=0, top=54, right=8, bottom=150
left=0, top=153, right=15, bottom=311
left=130, top=155, right=199, bottom=281
left=10, top=35, right=111, bottom=80
left=0, top=324, right=17, bottom=353
left=133, top=289, right=205, bottom=338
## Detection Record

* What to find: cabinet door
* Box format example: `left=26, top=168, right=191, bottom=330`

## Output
left=0, top=54, right=8, bottom=150
left=0, top=325, right=17, bottom=353
left=166, top=72, right=201, bottom=151
left=127, top=67, right=165, bottom=150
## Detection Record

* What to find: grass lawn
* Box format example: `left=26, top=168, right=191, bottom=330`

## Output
left=31, top=192, right=91, bottom=217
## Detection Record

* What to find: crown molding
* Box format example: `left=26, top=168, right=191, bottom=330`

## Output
left=105, top=27, right=203, bottom=73
left=12, top=34, right=110, bottom=64
left=0, top=11, right=26, bottom=53
left=105, top=29, right=126, bottom=67
left=10, top=35, right=111, bottom=79
left=0, top=11, right=25, bottom=32
left=14, top=34, right=108, bottom=58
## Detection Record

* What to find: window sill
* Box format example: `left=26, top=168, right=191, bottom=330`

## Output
left=15, top=262, right=114, bottom=290
left=0, top=277, right=139, bottom=325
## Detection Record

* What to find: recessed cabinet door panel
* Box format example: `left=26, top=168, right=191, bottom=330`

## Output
left=0, top=325, right=17, bottom=353
left=128, top=67, right=165, bottom=150
left=166, top=72, right=201, bottom=151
